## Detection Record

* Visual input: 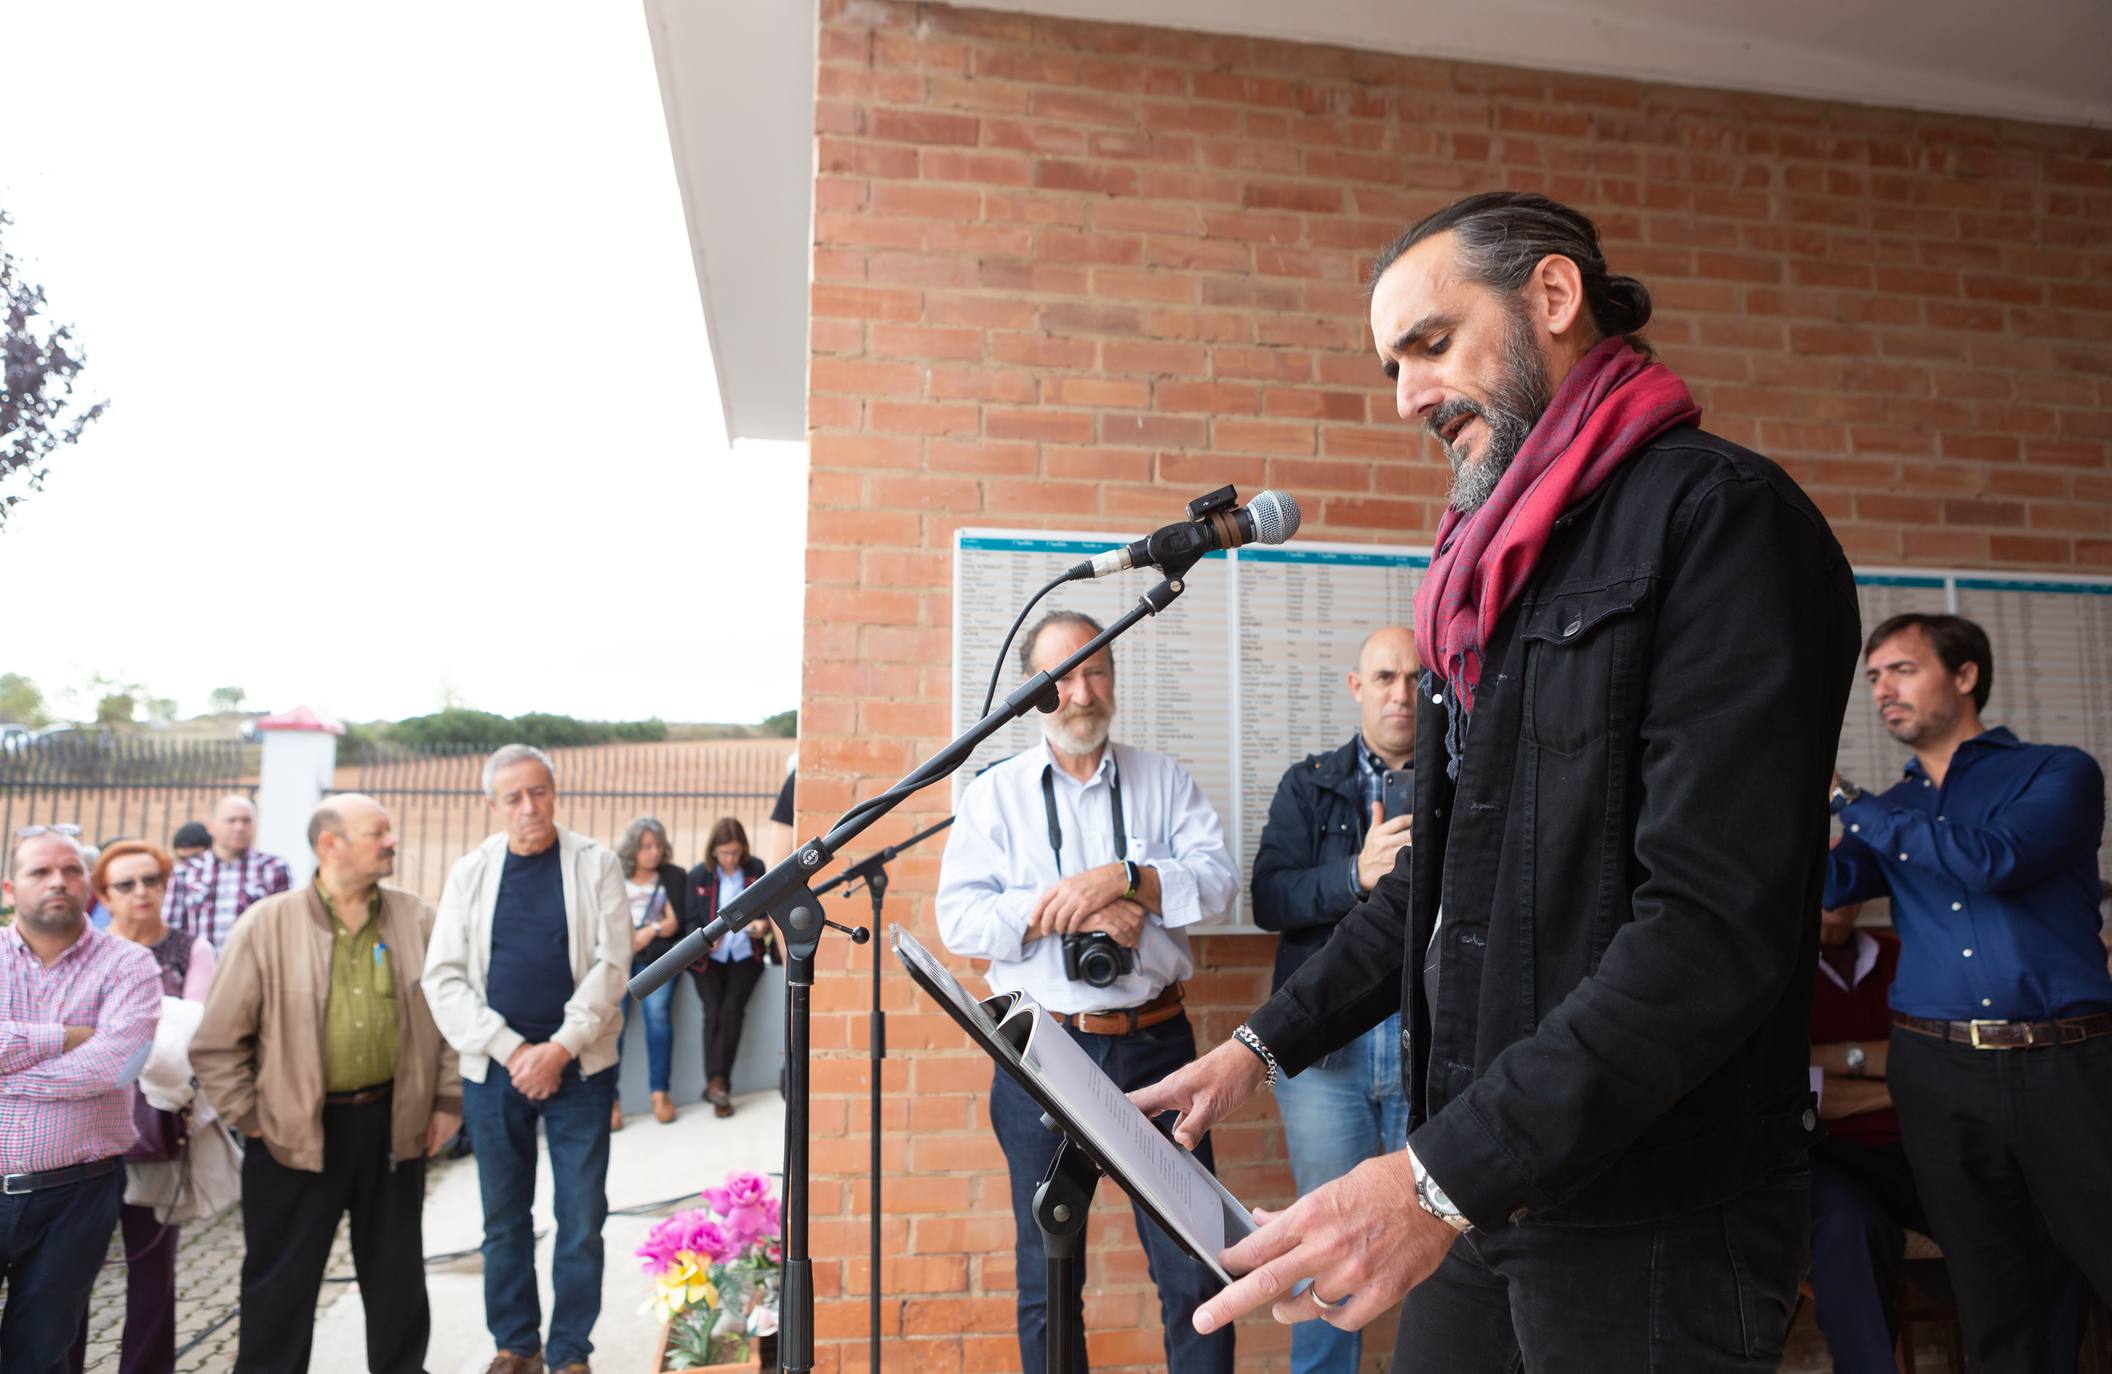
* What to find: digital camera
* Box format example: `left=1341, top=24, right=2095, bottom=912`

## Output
left=1061, top=931, right=1134, bottom=988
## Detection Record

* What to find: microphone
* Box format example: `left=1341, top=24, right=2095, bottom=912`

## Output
left=1069, top=489, right=1301, bottom=580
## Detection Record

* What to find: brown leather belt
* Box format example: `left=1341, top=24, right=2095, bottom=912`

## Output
left=323, top=1082, right=393, bottom=1107
left=1051, top=983, right=1185, bottom=1036
left=1893, top=1010, right=2112, bottom=1050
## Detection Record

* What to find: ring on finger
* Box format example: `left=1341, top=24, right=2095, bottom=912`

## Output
left=1311, top=1287, right=1348, bottom=1312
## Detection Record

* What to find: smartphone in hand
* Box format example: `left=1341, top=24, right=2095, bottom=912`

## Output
left=1382, top=767, right=1413, bottom=822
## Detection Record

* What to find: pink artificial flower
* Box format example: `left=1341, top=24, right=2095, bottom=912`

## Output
left=705, top=1171, right=778, bottom=1247
left=636, top=1209, right=735, bottom=1274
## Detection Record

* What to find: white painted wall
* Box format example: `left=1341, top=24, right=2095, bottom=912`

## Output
left=256, top=728, right=337, bottom=886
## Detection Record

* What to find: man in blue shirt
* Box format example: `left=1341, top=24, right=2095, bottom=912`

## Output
left=1827, top=612, right=2112, bottom=1371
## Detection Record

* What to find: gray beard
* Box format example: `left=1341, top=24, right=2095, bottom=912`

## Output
left=1441, top=307, right=1555, bottom=516
left=1045, top=709, right=1112, bottom=758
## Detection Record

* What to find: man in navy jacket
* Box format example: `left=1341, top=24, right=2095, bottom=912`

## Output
left=1249, top=625, right=1416, bottom=1374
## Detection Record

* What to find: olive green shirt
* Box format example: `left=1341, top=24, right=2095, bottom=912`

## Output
left=318, top=885, right=400, bottom=1093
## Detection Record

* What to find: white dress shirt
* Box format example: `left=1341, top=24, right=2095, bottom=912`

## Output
left=936, top=738, right=1237, bottom=1015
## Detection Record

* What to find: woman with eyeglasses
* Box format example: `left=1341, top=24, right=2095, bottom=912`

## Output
left=68, top=839, right=218, bottom=1374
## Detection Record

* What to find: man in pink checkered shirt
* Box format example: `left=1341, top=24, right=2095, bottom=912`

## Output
left=162, top=794, right=292, bottom=948
left=2, top=828, right=162, bottom=1374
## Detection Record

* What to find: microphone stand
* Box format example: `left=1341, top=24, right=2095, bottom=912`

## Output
left=810, top=813, right=957, bottom=1369
left=629, top=569, right=1196, bottom=1374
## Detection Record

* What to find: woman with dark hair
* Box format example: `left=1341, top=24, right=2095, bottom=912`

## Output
left=614, top=816, right=688, bottom=1129
left=687, top=816, right=771, bottom=1118
left=69, top=839, right=218, bottom=1374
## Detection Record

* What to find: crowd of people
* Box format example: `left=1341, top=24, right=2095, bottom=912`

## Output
left=0, top=746, right=784, bottom=1374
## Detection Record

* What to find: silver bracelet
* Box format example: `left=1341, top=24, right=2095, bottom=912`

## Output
left=1232, top=1023, right=1279, bottom=1089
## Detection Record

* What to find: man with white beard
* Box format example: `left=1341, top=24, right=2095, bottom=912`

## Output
left=937, top=609, right=1241, bottom=1374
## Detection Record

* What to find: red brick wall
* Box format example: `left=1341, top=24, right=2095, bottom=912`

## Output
left=795, top=3, right=2112, bottom=1368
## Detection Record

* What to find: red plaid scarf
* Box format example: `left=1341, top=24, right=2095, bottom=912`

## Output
left=1414, top=338, right=1700, bottom=715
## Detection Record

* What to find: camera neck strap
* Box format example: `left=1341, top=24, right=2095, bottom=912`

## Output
left=1041, top=752, right=1126, bottom=876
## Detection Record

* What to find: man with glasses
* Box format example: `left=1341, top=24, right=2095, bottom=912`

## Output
left=1, top=826, right=162, bottom=1374
left=164, top=794, right=291, bottom=947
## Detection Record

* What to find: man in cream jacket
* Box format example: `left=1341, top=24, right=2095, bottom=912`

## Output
left=422, top=743, right=630, bottom=1374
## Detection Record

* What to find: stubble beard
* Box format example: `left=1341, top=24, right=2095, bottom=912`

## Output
left=19, top=893, right=86, bottom=938
left=1884, top=700, right=1954, bottom=748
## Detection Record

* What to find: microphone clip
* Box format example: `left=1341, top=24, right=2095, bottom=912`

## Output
left=1184, top=484, right=1239, bottom=521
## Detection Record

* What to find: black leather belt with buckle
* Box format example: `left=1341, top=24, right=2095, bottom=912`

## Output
left=2, top=1155, right=121, bottom=1196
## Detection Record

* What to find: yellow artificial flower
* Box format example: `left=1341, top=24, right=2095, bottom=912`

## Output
left=649, top=1250, right=721, bottom=1325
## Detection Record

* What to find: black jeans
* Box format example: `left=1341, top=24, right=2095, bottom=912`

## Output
left=1388, top=1167, right=1809, bottom=1373
left=1888, top=1025, right=2112, bottom=1373
left=0, top=1166, right=122, bottom=1374
left=988, top=1010, right=1235, bottom=1374
left=234, top=1098, right=429, bottom=1374
left=693, top=956, right=765, bottom=1083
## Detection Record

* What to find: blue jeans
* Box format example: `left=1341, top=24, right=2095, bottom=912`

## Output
left=622, top=956, right=677, bottom=1093
left=0, top=1167, right=122, bottom=1374
left=461, top=1061, right=615, bottom=1368
left=1272, top=1013, right=1408, bottom=1374
left=989, top=1011, right=1235, bottom=1374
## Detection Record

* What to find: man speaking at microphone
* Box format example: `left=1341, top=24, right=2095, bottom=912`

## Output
left=938, top=608, right=1240, bottom=1374
left=1134, top=191, right=1862, bottom=1371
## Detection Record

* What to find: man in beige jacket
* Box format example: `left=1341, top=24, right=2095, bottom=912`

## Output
left=422, top=743, right=629, bottom=1374
left=193, top=794, right=460, bottom=1374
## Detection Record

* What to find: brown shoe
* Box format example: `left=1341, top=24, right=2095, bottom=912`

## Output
left=609, top=1102, right=624, bottom=1132
left=550, top=1364, right=592, bottom=1374
left=651, top=1091, right=676, bottom=1124
left=704, top=1077, right=731, bottom=1107
left=484, top=1352, right=544, bottom=1374
left=714, top=1099, right=735, bottom=1118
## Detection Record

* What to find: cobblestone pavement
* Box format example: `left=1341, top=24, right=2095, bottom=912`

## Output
left=72, top=1155, right=458, bottom=1374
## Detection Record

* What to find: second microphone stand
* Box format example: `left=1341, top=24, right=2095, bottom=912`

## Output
left=810, top=813, right=956, bottom=1369
left=630, top=567, right=1194, bottom=1373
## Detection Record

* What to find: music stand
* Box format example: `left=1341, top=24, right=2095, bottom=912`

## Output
left=890, top=925, right=1254, bottom=1374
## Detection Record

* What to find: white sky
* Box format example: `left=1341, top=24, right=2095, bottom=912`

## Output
left=0, top=2, right=807, bottom=726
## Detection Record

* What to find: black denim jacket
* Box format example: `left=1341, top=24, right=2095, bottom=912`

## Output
left=1248, top=427, right=1862, bottom=1228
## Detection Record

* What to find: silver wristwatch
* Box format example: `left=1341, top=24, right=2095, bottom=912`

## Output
left=1829, top=777, right=1863, bottom=812
left=1408, top=1146, right=1473, bottom=1235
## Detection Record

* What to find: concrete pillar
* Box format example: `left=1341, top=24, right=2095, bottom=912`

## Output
left=255, top=707, right=344, bottom=887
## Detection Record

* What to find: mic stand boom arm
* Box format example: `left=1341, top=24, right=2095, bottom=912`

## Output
left=626, top=570, right=1192, bottom=1374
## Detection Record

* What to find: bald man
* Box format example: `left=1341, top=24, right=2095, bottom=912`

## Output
left=163, top=793, right=291, bottom=947
left=1, top=830, right=161, bottom=1374
left=1248, top=625, right=1418, bottom=1374
left=193, top=795, right=459, bottom=1374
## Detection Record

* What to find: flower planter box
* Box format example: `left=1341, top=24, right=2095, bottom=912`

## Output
left=651, top=1321, right=777, bottom=1374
